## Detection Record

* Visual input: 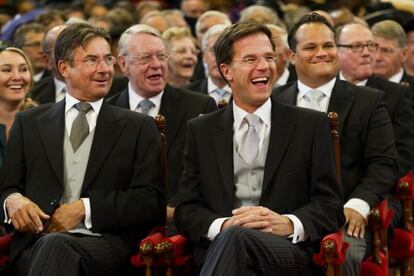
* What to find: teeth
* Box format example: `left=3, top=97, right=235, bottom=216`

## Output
left=9, top=85, right=23, bottom=89
left=251, top=77, right=268, bottom=83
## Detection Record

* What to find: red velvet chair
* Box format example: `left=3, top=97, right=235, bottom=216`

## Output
left=130, top=115, right=191, bottom=276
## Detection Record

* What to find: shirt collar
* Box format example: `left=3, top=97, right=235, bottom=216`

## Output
left=54, top=77, right=67, bottom=93
left=65, top=92, right=103, bottom=114
left=297, top=77, right=336, bottom=101
left=233, top=97, right=271, bottom=131
left=339, top=71, right=367, bottom=86
left=389, top=68, right=404, bottom=83
left=207, top=77, right=231, bottom=94
left=128, top=82, right=164, bottom=111
left=275, top=67, right=290, bottom=86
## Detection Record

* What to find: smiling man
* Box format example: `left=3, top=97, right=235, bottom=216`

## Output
left=0, top=23, right=165, bottom=275
left=107, top=24, right=216, bottom=223
left=174, top=21, right=344, bottom=275
left=275, top=13, right=398, bottom=276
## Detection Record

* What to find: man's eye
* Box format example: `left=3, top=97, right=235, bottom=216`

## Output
left=244, top=58, right=256, bottom=64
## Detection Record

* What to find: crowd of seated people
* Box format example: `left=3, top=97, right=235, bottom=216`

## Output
left=0, top=0, right=413, bottom=275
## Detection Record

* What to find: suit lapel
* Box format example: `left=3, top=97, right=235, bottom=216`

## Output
left=160, top=85, right=184, bottom=151
left=37, top=101, right=65, bottom=184
left=261, top=98, right=295, bottom=195
left=82, top=102, right=125, bottom=192
left=327, top=80, right=354, bottom=134
left=114, top=89, right=130, bottom=109
left=275, top=82, right=298, bottom=105
left=212, top=107, right=234, bottom=200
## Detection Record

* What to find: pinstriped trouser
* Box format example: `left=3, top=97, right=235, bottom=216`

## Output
left=12, top=232, right=121, bottom=276
left=200, top=226, right=322, bottom=276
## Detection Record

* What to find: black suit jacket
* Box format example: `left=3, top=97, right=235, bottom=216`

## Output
left=29, top=76, right=129, bottom=104
left=107, top=84, right=217, bottom=202
left=275, top=79, right=397, bottom=207
left=185, top=78, right=208, bottom=95
left=366, top=76, right=414, bottom=177
left=174, top=95, right=345, bottom=253
left=0, top=101, right=165, bottom=262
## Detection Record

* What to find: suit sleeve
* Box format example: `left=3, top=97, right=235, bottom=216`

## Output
left=292, top=114, right=345, bottom=242
left=0, top=113, right=27, bottom=223
left=390, top=86, right=414, bottom=177
left=174, top=120, right=221, bottom=245
left=88, top=116, right=165, bottom=230
left=349, top=93, right=397, bottom=207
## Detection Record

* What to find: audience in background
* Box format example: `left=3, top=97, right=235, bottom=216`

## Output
left=13, top=22, right=48, bottom=82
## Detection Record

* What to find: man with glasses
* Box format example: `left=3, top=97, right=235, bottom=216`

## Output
left=337, top=22, right=414, bottom=179
left=372, top=20, right=414, bottom=88
left=13, top=22, right=49, bottom=83
left=275, top=13, right=397, bottom=276
left=0, top=23, right=165, bottom=275
left=107, top=24, right=216, bottom=224
left=175, top=21, right=344, bottom=275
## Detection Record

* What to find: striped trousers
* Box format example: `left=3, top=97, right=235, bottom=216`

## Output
left=200, top=226, right=322, bottom=276
left=12, top=232, right=121, bottom=276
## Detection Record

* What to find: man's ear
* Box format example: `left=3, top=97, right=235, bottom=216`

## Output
left=219, top=63, right=232, bottom=82
left=58, top=60, right=69, bottom=79
left=117, top=55, right=129, bottom=75
left=289, top=50, right=296, bottom=65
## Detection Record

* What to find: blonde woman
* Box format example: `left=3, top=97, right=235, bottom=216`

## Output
left=163, top=26, right=198, bottom=88
left=0, top=41, right=37, bottom=166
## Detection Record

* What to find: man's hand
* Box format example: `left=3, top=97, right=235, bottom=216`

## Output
left=6, top=194, right=49, bottom=234
left=344, top=207, right=367, bottom=239
left=222, top=206, right=294, bottom=237
left=44, top=200, right=85, bottom=233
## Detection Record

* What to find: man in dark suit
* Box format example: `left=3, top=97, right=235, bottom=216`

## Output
left=107, top=24, right=216, bottom=223
left=337, top=22, right=414, bottom=179
left=175, top=21, right=344, bottom=275
left=0, top=23, right=165, bottom=275
left=275, top=13, right=398, bottom=276
left=372, top=20, right=414, bottom=89
left=30, top=24, right=128, bottom=105
left=186, top=24, right=232, bottom=106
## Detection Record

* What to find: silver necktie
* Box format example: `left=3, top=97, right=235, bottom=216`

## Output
left=239, top=114, right=261, bottom=164
left=70, top=102, right=92, bottom=152
left=303, top=90, right=325, bottom=112
left=138, top=99, right=154, bottom=115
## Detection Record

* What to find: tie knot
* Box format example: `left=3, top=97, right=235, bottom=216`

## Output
left=75, top=102, right=92, bottom=113
left=305, top=89, right=324, bottom=102
left=139, top=99, right=154, bottom=115
left=244, top=114, right=261, bottom=128
left=213, top=88, right=227, bottom=98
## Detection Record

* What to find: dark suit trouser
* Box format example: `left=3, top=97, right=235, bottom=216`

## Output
left=200, top=226, right=320, bottom=276
left=12, top=232, right=120, bottom=276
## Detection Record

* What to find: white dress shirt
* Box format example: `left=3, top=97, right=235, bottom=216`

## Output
left=296, top=78, right=335, bottom=113
left=128, top=82, right=163, bottom=117
left=207, top=98, right=307, bottom=243
left=388, top=68, right=404, bottom=84
left=275, top=67, right=290, bottom=87
left=54, top=78, right=67, bottom=102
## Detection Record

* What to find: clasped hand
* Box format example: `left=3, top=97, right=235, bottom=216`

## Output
left=222, top=206, right=293, bottom=237
left=6, top=194, right=85, bottom=234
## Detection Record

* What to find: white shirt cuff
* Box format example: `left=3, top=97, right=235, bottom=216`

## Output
left=3, top=193, right=22, bottom=224
left=283, top=214, right=307, bottom=243
left=81, top=198, right=92, bottom=229
left=207, top=217, right=229, bottom=241
left=344, top=198, right=370, bottom=219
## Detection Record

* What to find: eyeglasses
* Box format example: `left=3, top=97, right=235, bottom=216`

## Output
left=232, top=54, right=277, bottom=66
left=127, top=53, right=168, bottom=65
left=337, top=42, right=379, bottom=53
left=171, top=47, right=200, bottom=56
left=68, top=55, right=117, bottom=67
